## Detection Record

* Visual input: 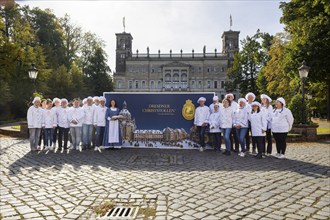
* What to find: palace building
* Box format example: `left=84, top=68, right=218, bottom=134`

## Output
left=113, top=29, right=240, bottom=100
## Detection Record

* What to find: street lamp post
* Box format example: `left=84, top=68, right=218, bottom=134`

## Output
left=298, top=61, right=310, bottom=124
left=28, top=63, right=38, bottom=94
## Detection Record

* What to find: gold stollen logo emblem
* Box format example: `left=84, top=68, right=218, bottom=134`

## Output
left=182, top=99, right=195, bottom=120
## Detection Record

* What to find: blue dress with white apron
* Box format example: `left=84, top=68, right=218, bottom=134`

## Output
left=103, top=107, right=122, bottom=147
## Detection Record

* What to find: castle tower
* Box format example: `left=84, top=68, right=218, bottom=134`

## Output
left=115, top=32, right=133, bottom=73
left=221, top=30, right=240, bottom=59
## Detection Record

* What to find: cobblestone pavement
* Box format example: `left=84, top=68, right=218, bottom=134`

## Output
left=0, top=138, right=329, bottom=220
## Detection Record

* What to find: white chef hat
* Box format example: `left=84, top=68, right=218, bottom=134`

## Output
left=82, top=98, right=87, bottom=104
left=213, top=96, right=219, bottom=101
left=251, top=101, right=261, bottom=108
left=52, top=97, right=60, bottom=104
left=276, top=97, right=286, bottom=107
left=87, top=96, right=93, bottom=100
left=32, top=97, right=41, bottom=104
left=197, top=97, right=206, bottom=103
left=99, top=96, right=106, bottom=102
left=225, top=93, right=234, bottom=99
left=93, top=96, right=99, bottom=101
left=245, top=92, right=256, bottom=101
left=260, top=94, right=272, bottom=102
left=61, top=98, right=68, bottom=104
left=238, top=98, right=247, bottom=104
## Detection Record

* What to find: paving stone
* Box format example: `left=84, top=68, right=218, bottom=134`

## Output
left=0, top=138, right=329, bottom=219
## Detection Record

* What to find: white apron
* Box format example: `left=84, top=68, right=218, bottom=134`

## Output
left=108, top=119, right=119, bottom=143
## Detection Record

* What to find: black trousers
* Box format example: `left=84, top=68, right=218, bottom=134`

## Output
left=230, top=127, right=239, bottom=151
left=246, top=122, right=256, bottom=152
left=252, top=136, right=265, bottom=155
left=58, top=127, right=70, bottom=149
left=264, top=129, right=272, bottom=154
left=211, top=132, right=222, bottom=151
left=38, top=127, right=44, bottom=146
left=273, top=132, right=288, bottom=155
left=53, top=125, right=59, bottom=145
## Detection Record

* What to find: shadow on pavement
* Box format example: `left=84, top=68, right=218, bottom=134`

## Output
left=4, top=141, right=329, bottom=179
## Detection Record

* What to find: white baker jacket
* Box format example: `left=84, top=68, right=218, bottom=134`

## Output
left=248, top=111, right=267, bottom=136
left=68, top=106, right=84, bottom=127
left=209, top=103, right=223, bottom=113
left=271, top=108, right=294, bottom=133
left=93, top=105, right=107, bottom=127
left=42, top=108, right=57, bottom=128
left=220, top=107, right=234, bottom=129
left=208, top=111, right=221, bottom=133
left=261, top=105, right=273, bottom=129
left=194, top=106, right=210, bottom=126
left=83, top=105, right=94, bottom=125
left=27, top=105, right=43, bottom=128
left=230, top=101, right=239, bottom=111
left=233, top=107, right=249, bottom=128
left=56, top=107, right=70, bottom=128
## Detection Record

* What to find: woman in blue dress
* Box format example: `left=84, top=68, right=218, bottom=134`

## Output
left=103, top=99, right=122, bottom=148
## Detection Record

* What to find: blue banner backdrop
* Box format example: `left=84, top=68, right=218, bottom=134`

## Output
left=103, top=92, right=214, bottom=133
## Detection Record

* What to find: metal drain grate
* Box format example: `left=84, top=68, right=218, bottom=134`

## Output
left=99, top=206, right=139, bottom=219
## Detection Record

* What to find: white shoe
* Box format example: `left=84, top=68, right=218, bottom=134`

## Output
left=275, top=153, right=281, bottom=158
left=67, top=149, right=70, bottom=154
left=94, top=147, right=98, bottom=151
left=61, top=148, right=64, bottom=153
left=79, top=146, right=82, bottom=152
left=54, top=146, right=58, bottom=153
left=279, top=154, right=286, bottom=159
left=199, top=147, right=204, bottom=152
left=238, top=152, right=245, bottom=157
left=99, top=146, right=105, bottom=150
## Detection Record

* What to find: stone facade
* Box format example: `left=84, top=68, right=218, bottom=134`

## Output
left=114, top=30, right=240, bottom=100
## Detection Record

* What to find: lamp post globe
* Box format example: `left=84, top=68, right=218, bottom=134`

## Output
left=28, top=63, right=38, bottom=94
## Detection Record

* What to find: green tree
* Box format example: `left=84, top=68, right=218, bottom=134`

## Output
left=280, top=0, right=330, bottom=119
left=60, top=14, right=82, bottom=69
left=226, top=30, right=273, bottom=96
left=83, top=47, right=113, bottom=95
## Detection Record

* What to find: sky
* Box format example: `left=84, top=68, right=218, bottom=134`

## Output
left=21, top=0, right=288, bottom=73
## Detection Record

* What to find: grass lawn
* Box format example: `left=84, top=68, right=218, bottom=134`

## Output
left=317, top=127, right=330, bottom=134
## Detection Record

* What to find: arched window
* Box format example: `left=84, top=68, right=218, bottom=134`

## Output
left=165, top=73, right=171, bottom=82
left=142, top=80, right=146, bottom=89
left=173, top=73, right=179, bottom=82
left=135, top=80, right=139, bottom=89
left=181, top=73, right=187, bottom=82
left=158, top=80, right=162, bottom=89
left=117, top=80, right=122, bottom=89
left=150, top=80, right=155, bottom=89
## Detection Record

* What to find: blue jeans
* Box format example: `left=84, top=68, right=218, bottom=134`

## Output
left=70, top=127, right=82, bottom=149
left=29, top=128, right=41, bottom=150
left=95, top=126, right=105, bottom=147
left=82, top=124, right=93, bottom=146
left=197, top=126, right=207, bottom=147
left=236, top=127, right=248, bottom=152
left=43, top=128, right=54, bottom=147
left=222, top=128, right=232, bottom=151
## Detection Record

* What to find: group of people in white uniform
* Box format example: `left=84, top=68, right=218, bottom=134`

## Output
left=27, top=96, right=122, bottom=153
left=27, top=92, right=294, bottom=159
left=194, top=92, right=294, bottom=159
